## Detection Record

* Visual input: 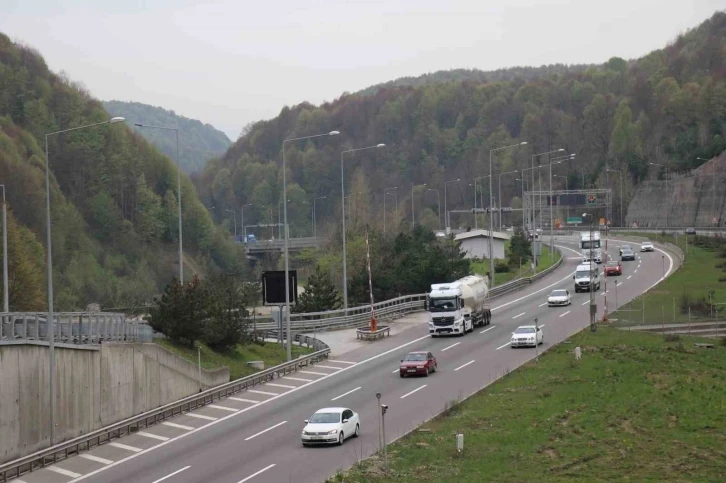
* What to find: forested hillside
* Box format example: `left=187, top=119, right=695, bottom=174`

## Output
left=103, top=101, right=232, bottom=173
left=196, top=11, right=726, bottom=235
left=0, top=34, right=242, bottom=311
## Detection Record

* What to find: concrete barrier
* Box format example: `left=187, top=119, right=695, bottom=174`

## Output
left=0, top=343, right=229, bottom=464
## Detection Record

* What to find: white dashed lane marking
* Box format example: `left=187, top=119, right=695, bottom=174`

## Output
left=207, top=404, right=239, bottom=412
left=108, top=442, right=143, bottom=453
left=282, top=377, right=313, bottom=382
left=441, top=342, right=460, bottom=351
left=152, top=466, right=191, bottom=483
left=480, top=325, right=496, bottom=334
left=80, top=454, right=114, bottom=465
left=244, top=421, right=287, bottom=441
left=137, top=431, right=170, bottom=441
left=228, top=397, right=260, bottom=404
left=400, top=385, right=427, bottom=399
left=186, top=413, right=218, bottom=421
left=247, top=390, right=279, bottom=397
left=512, top=312, right=526, bottom=319
left=454, top=360, right=475, bottom=371
left=48, top=466, right=82, bottom=478
left=298, top=370, right=328, bottom=376
left=559, top=311, right=571, bottom=318
left=162, top=422, right=194, bottom=431
left=331, top=386, right=361, bottom=401
left=496, top=342, right=511, bottom=350
left=266, top=383, right=296, bottom=389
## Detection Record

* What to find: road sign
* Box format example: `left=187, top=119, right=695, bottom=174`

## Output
left=567, top=217, right=583, bottom=224
left=586, top=194, right=596, bottom=204
left=261, top=270, right=298, bottom=305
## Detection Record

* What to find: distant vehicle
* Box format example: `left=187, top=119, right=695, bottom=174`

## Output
left=399, top=351, right=437, bottom=377
left=618, top=244, right=632, bottom=256
left=547, top=289, right=571, bottom=307
left=685, top=227, right=697, bottom=235
left=235, top=234, right=257, bottom=244
left=302, top=407, right=360, bottom=446
left=640, top=241, right=654, bottom=252
left=604, top=260, right=622, bottom=276
left=621, top=247, right=636, bottom=261
left=573, top=262, right=601, bottom=293
left=580, top=231, right=603, bottom=264
left=427, top=275, right=491, bottom=337
left=511, top=325, right=543, bottom=348
left=435, top=231, right=447, bottom=238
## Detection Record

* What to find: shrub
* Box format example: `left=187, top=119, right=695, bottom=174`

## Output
left=495, top=259, right=510, bottom=273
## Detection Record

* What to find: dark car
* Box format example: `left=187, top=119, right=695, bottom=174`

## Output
left=686, top=227, right=696, bottom=235
left=621, top=248, right=636, bottom=261
left=604, top=260, right=622, bottom=276
left=399, top=351, right=437, bottom=377
left=618, top=244, right=632, bottom=256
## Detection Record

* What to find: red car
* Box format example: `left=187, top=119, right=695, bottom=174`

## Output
left=399, top=351, right=437, bottom=377
left=604, top=260, right=622, bottom=276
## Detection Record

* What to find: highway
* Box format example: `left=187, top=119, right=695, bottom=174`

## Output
left=15, top=234, right=678, bottom=483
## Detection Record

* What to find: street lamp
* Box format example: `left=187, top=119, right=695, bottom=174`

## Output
left=225, top=208, right=237, bottom=238
left=411, top=183, right=427, bottom=226
left=606, top=168, right=624, bottom=227
left=528, top=149, right=564, bottom=268
left=241, top=203, right=252, bottom=240
left=697, top=157, right=716, bottom=223
left=490, top=142, right=527, bottom=287
left=473, top=175, right=490, bottom=229
left=282, top=130, right=340, bottom=360
left=134, top=123, right=183, bottom=283
left=313, top=196, right=326, bottom=237
left=444, top=178, right=460, bottom=229
left=341, top=143, right=385, bottom=313
left=649, top=163, right=669, bottom=227
left=427, top=188, right=441, bottom=228
left=498, top=170, right=518, bottom=231
left=0, top=184, right=7, bottom=313
left=45, top=116, right=125, bottom=444
left=554, top=175, right=569, bottom=221
left=383, top=187, right=397, bottom=233
left=549, top=153, right=575, bottom=261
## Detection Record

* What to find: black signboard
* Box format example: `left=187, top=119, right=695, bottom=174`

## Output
left=261, top=270, right=297, bottom=305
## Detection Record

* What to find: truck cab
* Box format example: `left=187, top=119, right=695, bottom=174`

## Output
left=427, top=286, right=471, bottom=336
left=580, top=231, right=602, bottom=264
left=573, top=262, right=601, bottom=293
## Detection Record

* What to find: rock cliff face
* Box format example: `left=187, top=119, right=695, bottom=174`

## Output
left=626, top=152, right=726, bottom=228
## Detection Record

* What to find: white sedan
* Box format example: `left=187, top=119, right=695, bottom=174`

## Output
left=547, top=289, right=571, bottom=307
left=511, top=325, right=543, bottom=348
left=302, top=407, right=360, bottom=446
left=640, top=241, right=654, bottom=252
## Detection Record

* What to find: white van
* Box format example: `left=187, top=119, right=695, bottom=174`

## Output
left=573, top=263, right=601, bottom=293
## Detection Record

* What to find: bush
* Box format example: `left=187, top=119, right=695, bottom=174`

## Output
left=494, top=259, right=510, bottom=273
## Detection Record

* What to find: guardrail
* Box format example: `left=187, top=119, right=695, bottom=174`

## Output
left=0, top=344, right=330, bottom=482
left=0, top=312, right=151, bottom=346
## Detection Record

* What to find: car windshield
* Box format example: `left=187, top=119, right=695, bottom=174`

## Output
left=309, top=412, right=341, bottom=424
left=514, top=327, right=535, bottom=334
left=575, top=270, right=591, bottom=278
left=550, top=290, right=567, bottom=297
left=581, top=240, right=600, bottom=249
left=622, top=249, right=632, bottom=254
left=430, top=297, right=457, bottom=312
left=404, top=353, right=426, bottom=361
left=642, top=243, right=652, bottom=246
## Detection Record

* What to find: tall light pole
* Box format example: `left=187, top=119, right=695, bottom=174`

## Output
left=529, top=149, right=564, bottom=267
left=473, top=175, right=490, bottom=229
left=515, top=178, right=524, bottom=229
left=549, top=153, right=575, bottom=260
left=583, top=212, right=597, bottom=333
left=606, top=168, right=624, bottom=226
left=697, top=157, right=715, bottom=224
left=341, top=143, right=385, bottom=313
left=241, top=203, right=252, bottom=240
left=427, top=188, right=441, bottom=228
left=45, top=116, right=125, bottom=444
left=554, top=175, right=569, bottom=221
left=0, top=184, right=7, bottom=313
left=498, top=170, right=518, bottom=231
left=283, top=130, right=340, bottom=360
left=225, top=208, right=237, bottom=238
left=134, top=123, right=183, bottom=283
left=313, top=196, right=326, bottom=237
left=649, top=162, right=669, bottom=227
left=489, top=142, right=527, bottom=287
left=444, top=178, right=460, bottom=229
left=411, top=183, right=427, bottom=226
left=383, top=187, right=397, bottom=233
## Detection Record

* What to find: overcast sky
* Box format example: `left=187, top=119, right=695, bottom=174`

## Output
left=2, top=1, right=723, bottom=140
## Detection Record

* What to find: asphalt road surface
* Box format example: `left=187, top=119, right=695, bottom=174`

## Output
left=15, top=234, right=679, bottom=483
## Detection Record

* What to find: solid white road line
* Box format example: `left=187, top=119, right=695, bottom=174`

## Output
left=207, top=404, right=239, bottom=412
left=282, top=377, right=313, bottom=382
left=79, top=454, right=114, bottom=465
left=331, top=386, right=362, bottom=401
left=248, top=390, right=279, bottom=396
left=634, top=269, right=638, bottom=273
left=266, top=383, right=296, bottom=389
left=137, top=431, right=170, bottom=441
left=331, top=360, right=357, bottom=365
left=400, top=385, right=427, bottom=399
left=298, top=370, right=328, bottom=376
left=108, top=442, right=143, bottom=453
left=228, top=397, right=260, bottom=404
left=512, top=312, right=525, bottom=319
left=454, top=360, right=475, bottom=371
left=559, top=311, right=571, bottom=318
left=237, top=464, right=276, bottom=483
left=162, top=422, right=194, bottom=431
left=48, top=466, right=82, bottom=478
left=152, top=466, right=191, bottom=483
left=480, top=325, right=496, bottom=334
left=244, top=421, right=287, bottom=441
left=441, top=342, right=460, bottom=351
left=496, top=342, right=511, bottom=350
left=314, top=365, right=344, bottom=370
left=185, top=413, right=218, bottom=421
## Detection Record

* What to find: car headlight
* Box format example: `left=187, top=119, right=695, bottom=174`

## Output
left=327, top=429, right=338, bottom=435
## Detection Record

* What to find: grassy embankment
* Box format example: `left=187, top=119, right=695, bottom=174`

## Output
left=337, top=327, right=726, bottom=482
left=609, top=232, right=726, bottom=326
left=471, top=242, right=560, bottom=285
left=156, top=339, right=314, bottom=380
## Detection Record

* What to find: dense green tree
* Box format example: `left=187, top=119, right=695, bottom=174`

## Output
left=202, top=275, right=249, bottom=349
left=0, top=210, right=44, bottom=311
left=508, top=227, right=532, bottom=268
left=292, top=265, right=342, bottom=313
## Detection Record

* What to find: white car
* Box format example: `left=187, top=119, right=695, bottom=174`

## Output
left=547, top=289, right=571, bottom=307
left=640, top=241, right=654, bottom=252
left=511, top=325, right=543, bottom=348
left=301, top=407, right=360, bottom=446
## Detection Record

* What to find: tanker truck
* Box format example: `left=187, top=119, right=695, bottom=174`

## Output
left=427, top=275, right=492, bottom=337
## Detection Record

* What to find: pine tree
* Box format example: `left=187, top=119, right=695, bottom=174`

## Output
left=293, top=265, right=341, bottom=313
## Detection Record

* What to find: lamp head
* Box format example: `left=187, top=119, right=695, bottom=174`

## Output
left=520, top=141, right=528, bottom=146
left=328, top=131, right=340, bottom=136
left=110, top=117, right=125, bottom=124
left=557, top=148, right=565, bottom=152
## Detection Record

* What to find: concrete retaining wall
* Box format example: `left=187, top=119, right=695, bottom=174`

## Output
left=0, top=343, right=229, bottom=464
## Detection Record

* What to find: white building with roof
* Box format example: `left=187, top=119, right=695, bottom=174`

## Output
left=454, top=229, right=511, bottom=260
